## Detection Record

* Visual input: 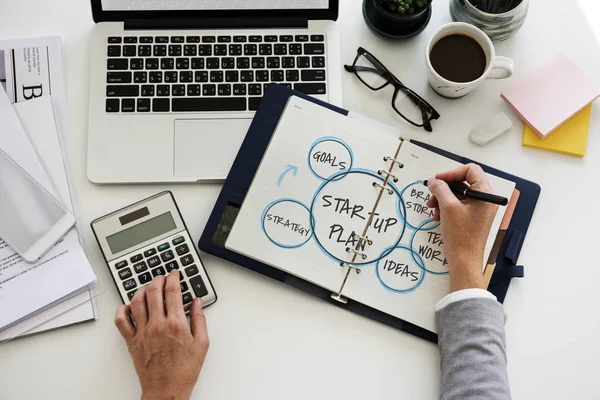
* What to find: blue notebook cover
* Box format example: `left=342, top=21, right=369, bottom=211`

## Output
left=199, top=84, right=540, bottom=342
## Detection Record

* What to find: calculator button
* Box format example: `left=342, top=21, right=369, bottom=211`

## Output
left=182, top=292, right=193, bottom=305
left=165, top=260, right=179, bottom=272
left=133, top=261, right=148, bottom=274
left=123, top=279, right=137, bottom=291
left=139, top=272, right=152, bottom=284
left=181, top=255, right=194, bottom=266
left=175, top=244, right=190, bottom=256
left=144, top=248, right=157, bottom=257
left=157, top=243, right=170, bottom=252
left=119, top=268, right=133, bottom=280
left=161, top=250, right=175, bottom=262
left=190, top=275, right=209, bottom=297
left=147, top=256, right=161, bottom=268
left=115, top=260, right=128, bottom=269
left=130, top=253, right=143, bottom=263
left=184, top=264, right=199, bottom=277
left=180, top=281, right=188, bottom=292
left=172, top=236, right=185, bottom=245
left=152, top=266, right=166, bottom=277
left=127, top=290, right=137, bottom=300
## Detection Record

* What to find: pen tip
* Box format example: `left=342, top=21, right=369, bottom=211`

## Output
left=420, top=180, right=428, bottom=186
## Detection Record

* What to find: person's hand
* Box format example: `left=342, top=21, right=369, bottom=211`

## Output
left=426, top=164, right=498, bottom=292
left=114, top=270, right=209, bottom=400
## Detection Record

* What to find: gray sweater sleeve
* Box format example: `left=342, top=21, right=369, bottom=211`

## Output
left=436, top=298, right=511, bottom=400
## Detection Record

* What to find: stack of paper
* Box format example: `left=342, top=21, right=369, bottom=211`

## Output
left=0, top=36, right=98, bottom=341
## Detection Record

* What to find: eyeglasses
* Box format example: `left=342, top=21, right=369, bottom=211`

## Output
left=345, top=47, right=440, bottom=132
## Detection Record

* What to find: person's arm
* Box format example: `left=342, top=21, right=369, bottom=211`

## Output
left=114, top=270, right=209, bottom=400
left=427, top=164, right=511, bottom=400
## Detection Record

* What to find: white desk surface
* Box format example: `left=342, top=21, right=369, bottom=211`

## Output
left=1, top=0, right=600, bottom=399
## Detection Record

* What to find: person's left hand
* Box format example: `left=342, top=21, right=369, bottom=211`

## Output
left=114, top=271, right=210, bottom=400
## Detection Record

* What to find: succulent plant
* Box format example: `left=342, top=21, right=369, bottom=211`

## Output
left=376, top=0, right=431, bottom=15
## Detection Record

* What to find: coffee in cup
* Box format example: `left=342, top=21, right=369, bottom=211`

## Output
left=425, top=22, right=514, bottom=98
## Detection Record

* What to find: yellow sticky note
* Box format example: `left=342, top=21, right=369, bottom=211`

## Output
left=522, top=105, right=592, bottom=157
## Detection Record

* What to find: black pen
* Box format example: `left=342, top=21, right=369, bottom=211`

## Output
left=420, top=180, right=509, bottom=206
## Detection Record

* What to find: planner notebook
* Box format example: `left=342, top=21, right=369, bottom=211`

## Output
left=226, top=96, right=515, bottom=333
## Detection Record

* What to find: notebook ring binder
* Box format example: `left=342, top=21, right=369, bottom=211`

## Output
left=378, top=169, right=399, bottom=183
left=346, top=247, right=367, bottom=260
left=372, top=182, right=393, bottom=195
left=351, top=232, right=373, bottom=246
left=383, top=156, right=404, bottom=169
left=340, top=262, right=362, bottom=275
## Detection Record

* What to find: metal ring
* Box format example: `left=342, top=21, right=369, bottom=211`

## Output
left=351, top=232, right=373, bottom=246
left=346, top=247, right=367, bottom=260
left=340, top=262, right=362, bottom=274
left=378, top=169, right=399, bottom=183
left=372, top=182, right=393, bottom=195
left=383, top=156, right=404, bottom=169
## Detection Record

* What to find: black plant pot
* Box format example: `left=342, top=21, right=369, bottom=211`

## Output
left=363, top=0, right=432, bottom=39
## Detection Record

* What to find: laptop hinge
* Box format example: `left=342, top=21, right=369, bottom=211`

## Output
left=124, top=17, right=309, bottom=31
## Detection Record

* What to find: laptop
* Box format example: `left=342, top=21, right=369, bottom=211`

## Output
left=87, top=0, right=343, bottom=184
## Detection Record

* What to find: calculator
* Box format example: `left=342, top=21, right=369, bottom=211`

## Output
left=91, top=191, right=216, bottom=311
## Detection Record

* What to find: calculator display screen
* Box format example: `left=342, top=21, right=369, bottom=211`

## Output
left=106, top=212, right=177, bottom=254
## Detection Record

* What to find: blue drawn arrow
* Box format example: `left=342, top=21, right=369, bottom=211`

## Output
left=277, top=164, right=298, bottom=188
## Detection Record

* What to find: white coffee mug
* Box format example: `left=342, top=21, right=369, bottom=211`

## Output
left=425, top=22, right=514, bottom=98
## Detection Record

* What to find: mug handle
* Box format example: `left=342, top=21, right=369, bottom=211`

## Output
left=487, top=57, right=514, bottom=79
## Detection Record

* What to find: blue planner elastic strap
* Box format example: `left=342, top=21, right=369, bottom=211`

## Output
left=199, top=84, right=541, bottom=342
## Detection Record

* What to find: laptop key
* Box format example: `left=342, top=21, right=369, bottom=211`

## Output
left=226, top=71, right=239, bottom=82
left=172, top=97, right=247, bottom=112
left=218, top=84, right=231, bottom=96
left=271, top=70, right=284, bottom=82
left=153, top=45, right=167, bottom=56
left=123, top=45, right=137, bottom=57
left=240, top=70, right=254, bottom=82
left=130, top=58, right=144, bottom=70
left=297, top=56, right=310, bottom=68
left=274, top=44, right=287, bottom=55
left=229, top=44, right=242, bottom=56
left=312, top=56, right=326, bottom=68
left=124, top=37, right=137, bottom=43
left=187, top=84, right=201, bottom=96
left=195, top=71, right=209, bottom=82
left=141, top=85, right=155, bottom=96
left=264, top=35, right=278, bottom=42
left=160, top=58, right=174, bottom=70
left=134, top=71, right=147, bottom=83
left=149, top=71, right=163, bottom=83
left=186, top=36, right=200, bottom=43
left=137, top=98, right=151, bottom=112
left=286, top=70, right=299, bottom=82
left=301, top=69, right=326, bottom=81
left=304, top=44, right=325, bottom=55
left=221, top=57, right=235, bottom=69
left=172, top=85, right=185, bottom=96
left=184, top=45, right=197, bottom=56
left=156, top=36, right=169, bottom=43
left=207, top=58, right=220, bottom=69
left=164, top=71, right=178, bottom=82
left=106, top=99, right=120, bottom=113
left=122, top=99, right=135, bottom=112
left=256, top=70, right=269, bottom=82
left=233, top=84, right=246, bottom=96
left=214, top=45, right=227, bottom=56
left=251, top=57, right=265, bottom=69
left=202, top=84, right=216, bottom=96
left=145, top=58, right=159, bottom=69
left=244, top=44, right=257, bottom=56
left=198, top=45, right=212, bottom=56
left=266, top=57, right=280, bottom=69
left=289, top=44, right=302, bottom=55
left=106, top=85, right=139, bottom=97
left=202, top=36, right=216, bottom=43
left=248, top=84, right=262, bottom=96
left=157, top=85, right=170, bottom=96
left=107, top=72, right=132, bottom=83
left=176, top=58, right=190, bottom=69
left=180, top=71, right=193, bottom=82
left=311, top=34, right=325, bottom=42
left=259, top=44, right=272, bottom=55
left=169, top=45, right=182, bottom=56
left=294, top=83, right=327, bottom=95
left=282, top=57, right=295, bottom=69
left=108, top=37, right=122, bottom=44
left=249, top=97, right=262, bottom=111
left=107, top=45, right=121, bottom=57
left=236, top=57, right=250, bottom=69
left=217, top=36, right=231, bottom=43
left=295, top=35, right=309, bottom=42
left=140, top=36, right=153, bottom=43
left=210, top=71, right=224, bottom=82
left=191, top=58, right=205, bottom=69
left=152, top=98, right=170, bottom=112
left=138, top=45, right=152, bottom=56
left=249, top=35, right=262, bottom=42
left=233, top=36, right=247, bottom=43
left=107, top=58, right=128, bottom=70
left=171, top=36, right=184, bottom=43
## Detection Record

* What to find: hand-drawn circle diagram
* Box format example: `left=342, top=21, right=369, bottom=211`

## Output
left=398, top=181, right=438, bottom=231
left=261, top=199, right=314, bottom=249
left=409, top=219, right=449, bottom=275
left=375, top=244, right=426, bottom=293
left=308, top=136, right=354, bottom=181
left=310, top=168, right=407, bottom=266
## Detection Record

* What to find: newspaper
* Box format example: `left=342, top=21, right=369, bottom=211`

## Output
left=1, top=45, right=51, bottom=103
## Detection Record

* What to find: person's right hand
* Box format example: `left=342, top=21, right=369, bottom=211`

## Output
left=426, top=164, right=499, bottom=293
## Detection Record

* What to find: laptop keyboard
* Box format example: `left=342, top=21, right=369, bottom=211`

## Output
left=105, top=34, right=327, bottom=113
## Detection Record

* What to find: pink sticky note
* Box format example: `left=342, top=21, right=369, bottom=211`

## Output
left=501, top=53, right=600, bottom=139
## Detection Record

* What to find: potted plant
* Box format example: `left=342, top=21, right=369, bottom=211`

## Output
left=364, top=0, right=433, bottom=39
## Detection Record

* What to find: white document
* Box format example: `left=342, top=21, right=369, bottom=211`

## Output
left=226, top=97, right=515, bottom=333
left=0, top=87, right=97, bottom=331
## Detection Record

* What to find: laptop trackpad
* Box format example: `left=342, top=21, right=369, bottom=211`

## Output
left=174, top=119, right=250, bottom=179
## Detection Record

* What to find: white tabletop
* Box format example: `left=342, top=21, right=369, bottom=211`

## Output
left=1, top=1, right=600, bottom=399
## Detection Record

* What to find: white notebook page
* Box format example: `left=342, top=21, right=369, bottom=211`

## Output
left=226, top=96, right=515, bottom=333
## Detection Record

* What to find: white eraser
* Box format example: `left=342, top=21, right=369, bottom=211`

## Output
left=470, top=113, right=512, bottom=146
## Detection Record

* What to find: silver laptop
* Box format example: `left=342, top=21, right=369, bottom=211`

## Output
left=87, top=0, right=343, bottom=184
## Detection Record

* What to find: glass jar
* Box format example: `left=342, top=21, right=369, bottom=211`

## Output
left=449, top=0, right=530, bottom=42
